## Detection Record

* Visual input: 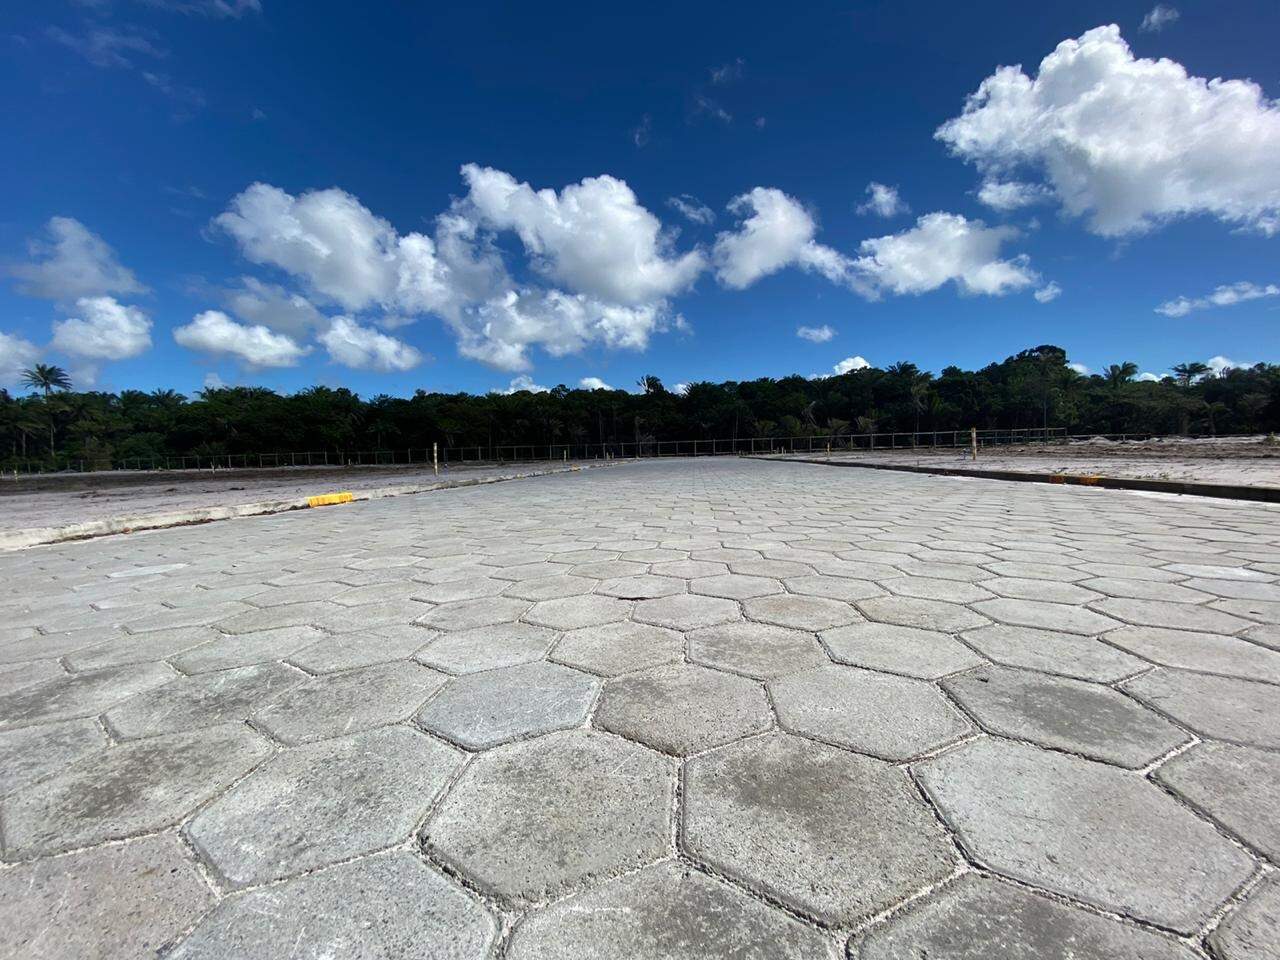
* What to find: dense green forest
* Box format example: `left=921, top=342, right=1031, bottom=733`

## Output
left=3, top=346, right=1277, bottom=468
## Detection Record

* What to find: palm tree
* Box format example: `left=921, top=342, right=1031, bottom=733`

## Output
left=22, top=364, right=72, bottom=397
left=1104, top=362, right=1138, bottom=390
left=1171, top=362, right=1209, bottom=389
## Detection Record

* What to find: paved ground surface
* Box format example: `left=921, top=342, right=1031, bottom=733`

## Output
left=795, top=437, right=1280, bottom=488
left=1, top=458, right=1278, bottom=959
left=0, top=460, right=611, bottom=537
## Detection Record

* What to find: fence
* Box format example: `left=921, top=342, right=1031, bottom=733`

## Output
left=1, top=427, right=1074, bottom=476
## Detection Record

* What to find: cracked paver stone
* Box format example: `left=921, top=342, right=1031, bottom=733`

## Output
left=687, top=621, right=829, bottom=679
left=423, top=729, right=674, bottom=902
left=742, top=594, right=861, bottom=631
left=168, top=625, right=324, bottom=673
left=821, top=622, right=984, bottom=679
left=1210, top=875, right=1280, bottom=960
left=0, top=832, right=214, bottom=960
left=915, top=737, right=1254, bottom=933
left=104, top=661, right=306, bottom=740
left=683, top=732, right=953, bottom=925
left=593, top=663, right=771, bottom=755
left=0, top=718, right=105, bottom=796
left=634, top=594, right=740, bottom=631
left=1122, top=668, right=1280, bottom=748
left=187, top=726, right=461, bottom=888
left=942, top=665, right=1186, bottom=768
left=772, top=665, right=971, bottom=761
left=286, top=624, right=437, bottom=672
left=857, top=873, right=1195, bottom=960
left=960, top=624, right=1147, bottom=682
left=415, top=660, right=598, bottom=749
left=169, top=850, right=496, bottom=960
left=2, top=724, right=271, bottom=858
left=0, top=662, right=174, bottom=729
left=1105, top=626, right=1280, bottom=683
left=507, top=861, right=838, bottom=960
left=1156, top=741, right=1280, bottom=861
left=251, top=661, right=447, bottom=744
left=550, top=621, right=683, bottom=676
left=414, top=623, right=557, bottom=674
left=969, top=598, right=1118, bottom=635
left=524, top=595, right=631, bottom=630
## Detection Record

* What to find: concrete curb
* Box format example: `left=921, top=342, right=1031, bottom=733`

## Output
left=751, top=455, right=1280, bottom=504
left=0, top=461, right=623, bottom=551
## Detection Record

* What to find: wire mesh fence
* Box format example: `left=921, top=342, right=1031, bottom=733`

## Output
left=0, top=427, right=1079, bottom=476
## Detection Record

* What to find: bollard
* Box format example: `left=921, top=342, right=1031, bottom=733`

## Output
left=432, top=442, right=438, bottom=476
left=970, top=427, right=978, bottom=461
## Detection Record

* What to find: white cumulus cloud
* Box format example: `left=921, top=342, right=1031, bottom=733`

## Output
left=51, top=296, right=152, bottom=360
left=713, top=188, right=852, bottom=289
left=1068, top=362, right=1091, bottom=375
left=1206, top=355, right=1257, bottom=376
left=579, top=376, right=613, bottom=390
left=833, top=355, right=871, bottom=374
left=856, top=182, right=908, bottom=218
left=224, top=277, right=325, bottom=338
left=1155, top=281, right=1279, bottom=317
left=976, top=180, right=1051, bottom=212
left=0, top=332, right=41, bottom=388
left=173, top=310, right=310, bottom=367
left=499, top=375, right=549, bottom=394
left=8, top=217, right=146, bottom=302
left=796, top=324, right=836, bottom=343
left=318, top=316, right=422, bottom=372
left=853, top=213, right=1038, bottom=297
left=937, top=25, right=1280, bottom=237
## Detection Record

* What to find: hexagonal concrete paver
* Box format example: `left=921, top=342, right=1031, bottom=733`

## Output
left=1089, top=597, right=1255, bottom=634
left=915, top=737, right=1255, bottom=933
left=550, top=621, right=683, bottom=676
left=63, top=626, right=217, bottom=671
left=882, top=577, right=993, bottom=604
left=423, top=730, right=674, bottom=902
left=1123, top=668, right=1280, bottom=748
left=105, top=661, right=306, bottom=740
left=821, top=622, right=984, bottom=679
left=743, top=594, right=860, bottom=631
left=169, top=626, right=324, bottom=673
left=415, top=623, right=557, bottom=674
left=1106, top=626, right=1280, bottom=683
left=416, top=661, right=598, bottom=749
left=507, top=861, right=839, bottom=960
left=983, top=577, right=1104, bottom=605
left=0, top=832, right=215, bottom=960
left=857, top=596, right=986, bottom=632
left=412, top=576, right=509, bottom=604
left=416, top=597, right=530, bottom=631
left=689, top=574, right=783, bottom=600
left=0, top=718, right=105, bottom=796
left=942, top=665, right=1187, bottom=768
left=252, top=661, right=447, bottom=745
left=285, top=624, right=436, bottom=672
left=2, top=724, right=271, bottom=858
left=1156, top=741, right=1280, bottom=861
left=858, top=873, right=1195, bottom=960
left=634, top=594, right=740, bottom=631
left=969, top=598, right=1118, bottom=635
left=188, top=726, right=461, bottom=888
left=503, top=574, right=598, bottom=602
left=961, top=624, right=1147, bottom=682
left=596, top=575, right=686, bottom=599
left=784, top=575, right=884, bottom=602
left=683, top=732, right=953, bottom=925
left=0, top=662, right=174, bottom=729
left=687, top=621, right=828, bottom=679
left=525, top=595, right=631, bottom=631
left=168, top=851, right=496, bottom=960
left=1209, top=875, right=1280, bottom=960
left=771, top=665, right=971, bottom=761
left=594, top=663, right=771, bottom=755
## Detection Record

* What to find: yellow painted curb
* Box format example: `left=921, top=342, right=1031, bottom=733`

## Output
left=307, top=492, right=354, bottom=508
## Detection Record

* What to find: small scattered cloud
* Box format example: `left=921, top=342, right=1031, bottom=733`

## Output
left=173, top=309, right=310, bottom=367
left=666, top=194, right=715, bottom=226
left=7, top=217, right=146, bottom=302
left=976, top=180, right=1051, bottom=212
left=202, top=371, right=227, bottom=390
left=672, top=382, right=689, bottom=395
left=1136, top=371, right=1164, bottom=382
left=579, top=376, right=612, bottom=390
left=51, top=296, right=152, bottom=360
left=709, top=58, right=744, bottom=85
left=833, top=355, right=870, bottom=375
left=796, top=324, right=835, bottom=343
left=856, top=182, right=908, bottom=218
left=754, top=117, right=766, bottom=129
left=318, top=316, right=422, bottom=372
left=693, top=94, right=733, bottom=124
left=1155, top=281, right=1279, bottom=317
left=631, top=114, right=652, bottom=148
left=1067, top=362, right=1090, bottom=375
left=1034, top=281, right=1062, bottom=303
left=499, top=374, right=549, bottom=394
left=1140, top=4, right=1180, bottom=32
left=47, top=25, right=164, bottom=69
left=1206, top=354, right=1256, bottom=376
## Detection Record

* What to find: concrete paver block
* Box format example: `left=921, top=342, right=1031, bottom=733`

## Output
left=0, top=718, right=105, bottom=796
left=168, top=625, right=323, bottom=673
left=1156, top=741, right=1280, bottom=861
left=0, top=662, right=174, bottom=729
left=416, top=660, right=598, bottom=749
left=551, top=621, right=683, bottom=676
left=1209, top=875, right=1280, bottom=960
left=415, top=623, right=557, bottom=674
left=915, top=737, right=1254, bottom=932
left=689, top=574, right=783, bottom=600
left=508, top=861, right=839, bottom=959
left=743, top=594, right=861, bottom=631
left=634, top=594, right=740, bottom=631
left=169, top=850, right=495, bottom=960
left=3, top=724, right=270, bottom=858
left=594, top=663, right=771, bottom=755
left=822, top=622, right=984, bottom=678
left=286, top=624, right=436, bottom=672
left=423, top=730, right=674, bottom=902
left=416, top=597, right=531, bottom=631
left=1106, top=626, right=1280, bottom=683
left=970, top=598, right=1118, bottom=635
left=525, top=595, right=631, bottom=630
left=187, top=726, right=460, bottom=887
left=683, top=733, right=953, bottom=925
left=961, top=623, right=1147, bottom=682
left=857, top=595, right=987, bottom=632
left=1123, top=668, right=1280, bottom=748
left=687, top=621, right=828, bottom=679
left=771, top=665, right=972, bottom=760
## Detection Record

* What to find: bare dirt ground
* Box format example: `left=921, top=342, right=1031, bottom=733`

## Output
left=0, top=461, right=616, bottom=538
left=801, top=436, right=1280, bottom=489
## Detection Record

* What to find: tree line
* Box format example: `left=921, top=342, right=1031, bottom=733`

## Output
left=3, top=346, right=1277, bottom=468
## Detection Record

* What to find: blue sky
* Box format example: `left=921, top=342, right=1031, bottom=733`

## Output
left=2, top=0, right=1278, bottom=397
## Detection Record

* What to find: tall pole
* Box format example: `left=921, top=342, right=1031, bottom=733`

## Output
left=970, top=427, right=978, bottom=461
left=432, top=442, right=438, bottom=476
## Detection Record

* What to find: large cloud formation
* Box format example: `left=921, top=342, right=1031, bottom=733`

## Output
left=937, top=25, right=1280, bottom=237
